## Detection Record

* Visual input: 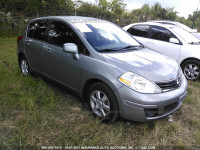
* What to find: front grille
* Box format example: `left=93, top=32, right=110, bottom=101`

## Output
left=164, top=102, right=178, bottom=113
left=156, top=76, right=181, bottom=92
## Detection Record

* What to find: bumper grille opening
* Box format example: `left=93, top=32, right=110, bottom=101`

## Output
left=144, top=108, right=158, bottom=117
left=164, top=102, right=178, bottom=114
left=156, top=76, right=181, bottom=92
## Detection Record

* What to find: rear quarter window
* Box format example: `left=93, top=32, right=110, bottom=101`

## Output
left=27, top=20, right=48, bottom=42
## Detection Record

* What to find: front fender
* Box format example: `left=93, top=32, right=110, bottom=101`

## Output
left=79, top=56, right=125, bottom=96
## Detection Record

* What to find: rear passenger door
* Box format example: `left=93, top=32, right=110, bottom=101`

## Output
left=25, top=20, right=48, bottom=72
left=127, top=25, right=150, bottom=46
left=43, top=20, right=88, bottom=91
left=147, top=26, right=181, bottom=61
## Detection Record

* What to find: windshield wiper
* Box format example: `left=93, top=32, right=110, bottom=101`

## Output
left=189, top=41, right=200, bottom=44
left=118, top=45, right=145, bottom=50
left=98, top=45, right=145, bottom=53
left=98, top=48, right=118, bottom=52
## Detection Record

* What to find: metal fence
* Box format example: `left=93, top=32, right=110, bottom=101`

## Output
left=0, top=9, right=135, bottom=36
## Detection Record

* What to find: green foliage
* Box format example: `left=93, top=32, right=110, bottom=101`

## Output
left=99, top=0, right=109, bottom=11
left=1, top=0, right=200, bottom=35
left=110, top=0, right=126, bottom=17
left=128, top=3, right=177, bottom=23
left=0, top=12, right=27, bottom=36
left=76, top=0, right=126, bottom=19
left=0, top=0, right=75, bottom=16
left=188, top=10, right=200, bottom=30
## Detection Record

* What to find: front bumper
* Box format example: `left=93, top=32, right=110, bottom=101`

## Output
left=114, top=74, right=188, bottom=122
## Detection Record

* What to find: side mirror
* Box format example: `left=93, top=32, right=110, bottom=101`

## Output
left=169, top=38, right=179, bottom=44
left=63, top=43, right=79, bottom=59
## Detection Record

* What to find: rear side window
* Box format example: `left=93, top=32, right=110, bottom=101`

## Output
left=27, top=20, right=48, bottom=42
left=151, top=26, right=175, bottom=42
left=127, top=25, right=149, bottom=38
left=48, top=21, right=89, bottom=55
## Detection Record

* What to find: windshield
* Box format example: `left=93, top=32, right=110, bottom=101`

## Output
left=176, top=22, right=195, bottom=32
left=170, top=27, right=200, bottom=44
left=74, top=22, right=140, bottom=51
left=192, top=32, right=200, bottom=39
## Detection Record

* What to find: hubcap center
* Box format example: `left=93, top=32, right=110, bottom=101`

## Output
left=96, top=99, right=103, bottom=108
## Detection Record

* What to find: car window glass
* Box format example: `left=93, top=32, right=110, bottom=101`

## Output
left=151, top=26, right=175, bottom=42
left=128, top=25, right=149, bottom=38
left=28, top=20, right=48, bottom=42
left=74, top=22, right=140, bottom=51
left=27, top=22, right=35, bottom=38
left=48, top=21, right=89, bottom=55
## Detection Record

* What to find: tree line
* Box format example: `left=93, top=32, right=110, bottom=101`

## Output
left=0, top=0, right=199, bottom=36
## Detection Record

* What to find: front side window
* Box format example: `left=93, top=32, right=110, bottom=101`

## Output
left=151, top=26, right=175, bottom=42
left=74, top=22, right=140, bottom=51
left=128, top=25, right=149, bottom=38
left=27, top=20, right=48, bottom=41
left=48, top=21, right=89, bottom=55
left=48, top=21, right=77, bottom=47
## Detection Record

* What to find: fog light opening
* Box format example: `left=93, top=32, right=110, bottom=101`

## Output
left=144, top=108, right=158, bottom=117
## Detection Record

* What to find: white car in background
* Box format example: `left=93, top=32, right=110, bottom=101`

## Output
left=148, top=20, right=200, bottom=39
left=123, top=22, right=200, bottom=81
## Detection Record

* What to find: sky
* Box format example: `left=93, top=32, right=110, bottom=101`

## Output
left=82, top=0, right=200, bottom=18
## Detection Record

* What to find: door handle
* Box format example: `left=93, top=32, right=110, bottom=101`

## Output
left=25, top=39, right=32, bottom=45
left=148, top=41, right=155, bottom=44
left=43, top=47, right=53, bottom=53
left=25, top=39, right=32, bottom=42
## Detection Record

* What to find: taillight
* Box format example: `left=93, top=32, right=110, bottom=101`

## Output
left=17, top=36, right=23, bottom=42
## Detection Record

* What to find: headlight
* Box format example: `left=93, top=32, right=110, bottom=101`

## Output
left=118, top=72, right=162, bottom=93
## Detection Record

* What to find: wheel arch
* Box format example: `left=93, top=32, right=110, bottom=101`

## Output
left=180, top=57, right=200, bottom=67
left=81, top=78, right=118, bottom=104
left=18, top=52, right=25, bottom=66
left=81, top=78, right=120, bottom=122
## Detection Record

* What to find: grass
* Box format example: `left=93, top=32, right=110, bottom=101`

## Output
left=0, top=37, right=200, bottom=149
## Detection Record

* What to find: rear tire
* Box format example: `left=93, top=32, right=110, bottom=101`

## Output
left=181, top=60, right=200, bottom=81
left=19, top=56, right=30, bottom=76
left=86, top=82, right=119, bottom=123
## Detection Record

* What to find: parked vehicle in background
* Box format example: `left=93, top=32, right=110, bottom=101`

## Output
left=17, top=16, right=187, bottom=123
left=148, top=20, right=200, bottom=39
left=123, top=22, right=200, bottom=81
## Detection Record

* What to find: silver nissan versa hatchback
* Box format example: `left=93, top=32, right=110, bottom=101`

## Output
left=17, top=16, right=188, bottom=122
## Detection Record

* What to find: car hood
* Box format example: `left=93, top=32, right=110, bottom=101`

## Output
left=102, top=48, right=179, bottom=82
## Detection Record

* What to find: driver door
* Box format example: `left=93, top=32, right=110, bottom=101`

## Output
left=147, top=26, right=181, bottom=61
left=42, top=20, right=85, bottom=91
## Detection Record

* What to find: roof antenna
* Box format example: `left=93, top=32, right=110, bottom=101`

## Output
left=192, top=0, right=200, bottom=29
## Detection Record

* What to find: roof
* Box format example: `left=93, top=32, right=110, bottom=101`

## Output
left=124, top=22, right=176, bottom=30
left=148, top=20, right=176, bottom=23
left=30, top=16, right=106, bottom=23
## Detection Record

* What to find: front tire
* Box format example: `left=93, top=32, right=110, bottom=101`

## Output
left=86, top=82, right=119, bottom=123
left=181, top=60, right=200, bottom=81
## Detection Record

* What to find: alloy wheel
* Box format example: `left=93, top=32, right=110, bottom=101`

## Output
left=21, top=59, right=29, bottom=76
left=90, top=90, right=110, bottom=118
left=184, top=64, right=200, bottom=80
